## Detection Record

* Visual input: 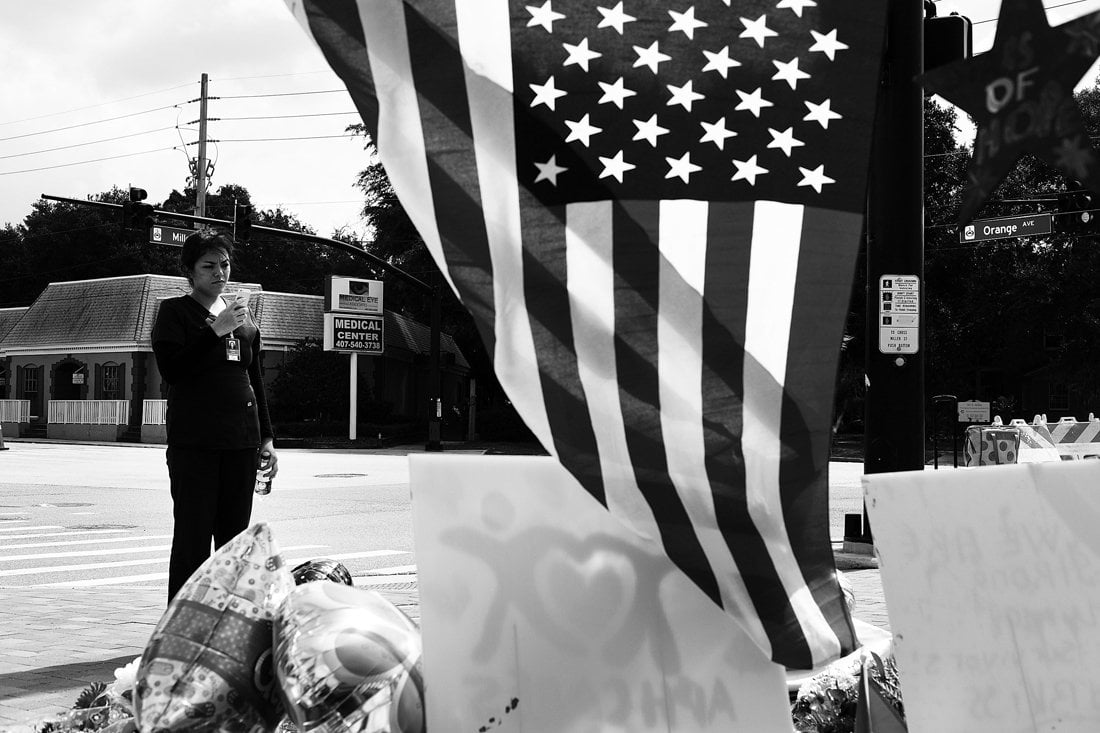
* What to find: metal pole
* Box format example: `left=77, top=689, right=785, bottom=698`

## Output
left=349, top=352, right=358, bottom=441
left=426, top=279, right=442, bottom=451
left=196, top=73, right=209, bottom=217
left=863, top=0, right=926, bottom=541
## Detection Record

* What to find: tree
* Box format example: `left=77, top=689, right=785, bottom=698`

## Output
left=347, top=125, right=517, bottom=429
left=268, top=338, right=385, bottom=426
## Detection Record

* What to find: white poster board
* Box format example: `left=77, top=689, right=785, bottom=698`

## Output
left=864, top=461, right=1100, bottom=732
left=409, top=455, right=793, bottom=732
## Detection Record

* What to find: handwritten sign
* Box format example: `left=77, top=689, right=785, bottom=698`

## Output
left=410, top=455, right=794, bottom=732
left=864, top=461, right=1100, bottom=732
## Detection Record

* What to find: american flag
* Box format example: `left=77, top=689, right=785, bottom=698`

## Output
left=287, top=0, right=887, bottom=669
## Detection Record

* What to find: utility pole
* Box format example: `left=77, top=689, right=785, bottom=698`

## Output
left=862, top=0, right=925, bottom=540
left=195, top=73, right=210, bottom=217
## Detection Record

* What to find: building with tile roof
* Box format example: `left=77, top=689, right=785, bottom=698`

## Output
left=0, top=306, right=29, bottom=400
left=0, top=274, right=470, bottom=442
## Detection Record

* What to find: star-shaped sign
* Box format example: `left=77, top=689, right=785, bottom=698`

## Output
left=921, top=0, right=1100, bottom=224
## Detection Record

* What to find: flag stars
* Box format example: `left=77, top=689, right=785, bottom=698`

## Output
left=534, top=155, right=567, bottom=185
left=564, top=113, right=603, bottom=147
left=734, top=87, right=773, bottom=117
left=529, top=76, right=568, bottom=110
left=632, top=114, right=670, bottom=147
left=809, top=29, right=848, bottom=60
left=633, top=41, right=672, bottom=74
left=803, top=98, right=841, bottom=129
left=597, top=77, right=637, bottom=109
left=772, top=57, right=810, bottom=90
left=599, top=150, right=636, bottom=182
left=776, top=0, right=817, bottom=17
left=740, top=15, right=777, bottom=48
left=597, top=1, right=636, bottom=34
left=702, top=46, right=741, bottom=78
left=666, top=152, right=702, bottom=183
left=667, top=80, right=705, bottom=111
left=669, top=7, right=708, bottom=39
left=767, top=127, right=804, bottom=157
left=526, top=0, right=565, bottom=32
left=700, top=117, right=737, bottom=149
left=563, top=38, right=601, bottom=72
left=798, top=164, right=835, bottom=192
left=731, top=155, right=768, bottom=185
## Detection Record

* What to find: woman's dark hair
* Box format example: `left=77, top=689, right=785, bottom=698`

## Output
left=180, top=231, right=235, bottom=281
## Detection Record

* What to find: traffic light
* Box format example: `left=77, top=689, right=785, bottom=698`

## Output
left=1056, top=185, right=1097, bottom=234
left=234, top=203, right=252, bottom=243
left=120, top=186, right=154, bottom=236
left=924, top=3, right=972, bottom=71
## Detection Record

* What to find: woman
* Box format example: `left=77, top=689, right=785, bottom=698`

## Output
left=152, top=231, right=278, bottom=602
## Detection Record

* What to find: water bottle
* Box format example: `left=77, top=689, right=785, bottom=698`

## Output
left=255, top=450, right=272, bottom=495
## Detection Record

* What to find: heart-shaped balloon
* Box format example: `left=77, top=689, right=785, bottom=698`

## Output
left=273, top=581, right=424, bottom=732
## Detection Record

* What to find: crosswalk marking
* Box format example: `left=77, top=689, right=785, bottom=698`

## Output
left=31, top=550, right=413, bottom=588
left=0, top=529, right=131, bottom=541
left=0, top=525, right=61, bottom=533
left=0, top=545, right=172, bottom=563
left=0, top=534, right=173, bottom=551
left=0, top=544, right=327, bottom=577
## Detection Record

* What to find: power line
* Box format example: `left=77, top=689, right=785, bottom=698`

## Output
left=0, top=126, right=179, bottom=160
left=0, top=82, right=196, bottom=128
left=211, top=111, right=359, bottom=122
left=0, top=146, right=179, bottom=176
left=211, top=70, right=335, bottom=82
left=214, top=90, right=347, bottom=100
left=0, top=104, right=186, bottom=143
left=199, top=134, right=359, bottom=144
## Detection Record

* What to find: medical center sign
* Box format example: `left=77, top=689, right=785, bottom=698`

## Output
left=323, top=276, right=384, bottom=354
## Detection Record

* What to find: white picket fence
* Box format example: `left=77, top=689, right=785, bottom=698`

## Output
left=0, top=400, right=30, bottom=422
left=47, top=400, right=130, bottom=425
left=142, top=399, right=167, bottom=425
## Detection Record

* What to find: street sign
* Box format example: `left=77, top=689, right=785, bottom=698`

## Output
left=959, top=213, right=1051, bottom=243
left=323, top=313, right=385, bottom=354
left=958, top=400, right=991, bottom=423
left=878, top=274, right=920, bottom=354
left=325, top=276, right=383, bottom=315
left=149, top=225, right=194, bottom=247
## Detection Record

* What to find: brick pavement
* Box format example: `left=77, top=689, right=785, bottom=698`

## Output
left=0, top=566, right=887, bottom=731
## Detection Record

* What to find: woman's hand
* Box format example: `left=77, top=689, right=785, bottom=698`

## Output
left=260, top=440, right=279, bottom=480
left=210, top=303, right=248, bottom=337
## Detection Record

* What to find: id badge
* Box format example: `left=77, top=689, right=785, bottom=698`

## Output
left=225, top=337, right=241, bottom=362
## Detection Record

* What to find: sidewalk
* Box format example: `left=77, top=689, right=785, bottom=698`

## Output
left=0, top=563, right=886, bottom=731
left=0, top=584, right=421, bottom=730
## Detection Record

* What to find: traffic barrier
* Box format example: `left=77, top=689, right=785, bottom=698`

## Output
left=963, top=426, right=1020, bottom=466
left=963, top=415, right=1100, bottom=466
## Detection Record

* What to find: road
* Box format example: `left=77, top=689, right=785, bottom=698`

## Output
left=0, top=442, right=876, bottom=593
left=0, top=442, right=451, bottom=591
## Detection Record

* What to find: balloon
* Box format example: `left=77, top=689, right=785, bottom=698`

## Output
left=274, top=582, right=424, bottom=733
left=292, top=558, right=354, bottom=587
left=134, top=523, right=295, bottom=732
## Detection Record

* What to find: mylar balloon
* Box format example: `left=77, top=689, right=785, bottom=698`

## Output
left=292, top=558, right=354, bottom=587
left=274, top=582, right=424, bottom=733
left=134, top=522, right=295, bottom=732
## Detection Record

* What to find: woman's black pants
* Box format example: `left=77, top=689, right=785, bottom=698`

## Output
left=166, top=446, right=256, bottom=603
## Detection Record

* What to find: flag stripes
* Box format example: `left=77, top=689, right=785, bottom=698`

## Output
left=289, top=0, right=884, bottom=669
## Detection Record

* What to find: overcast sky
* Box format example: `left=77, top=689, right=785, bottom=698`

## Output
left=2, top=0, right=1100, bottom=238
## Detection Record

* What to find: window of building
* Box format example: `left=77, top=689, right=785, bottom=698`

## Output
left=1049, top=382, right=1070, bottom=411
left=103, top=364, right=121, bottom=400
left=23, top=367, right=38, bottom=396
